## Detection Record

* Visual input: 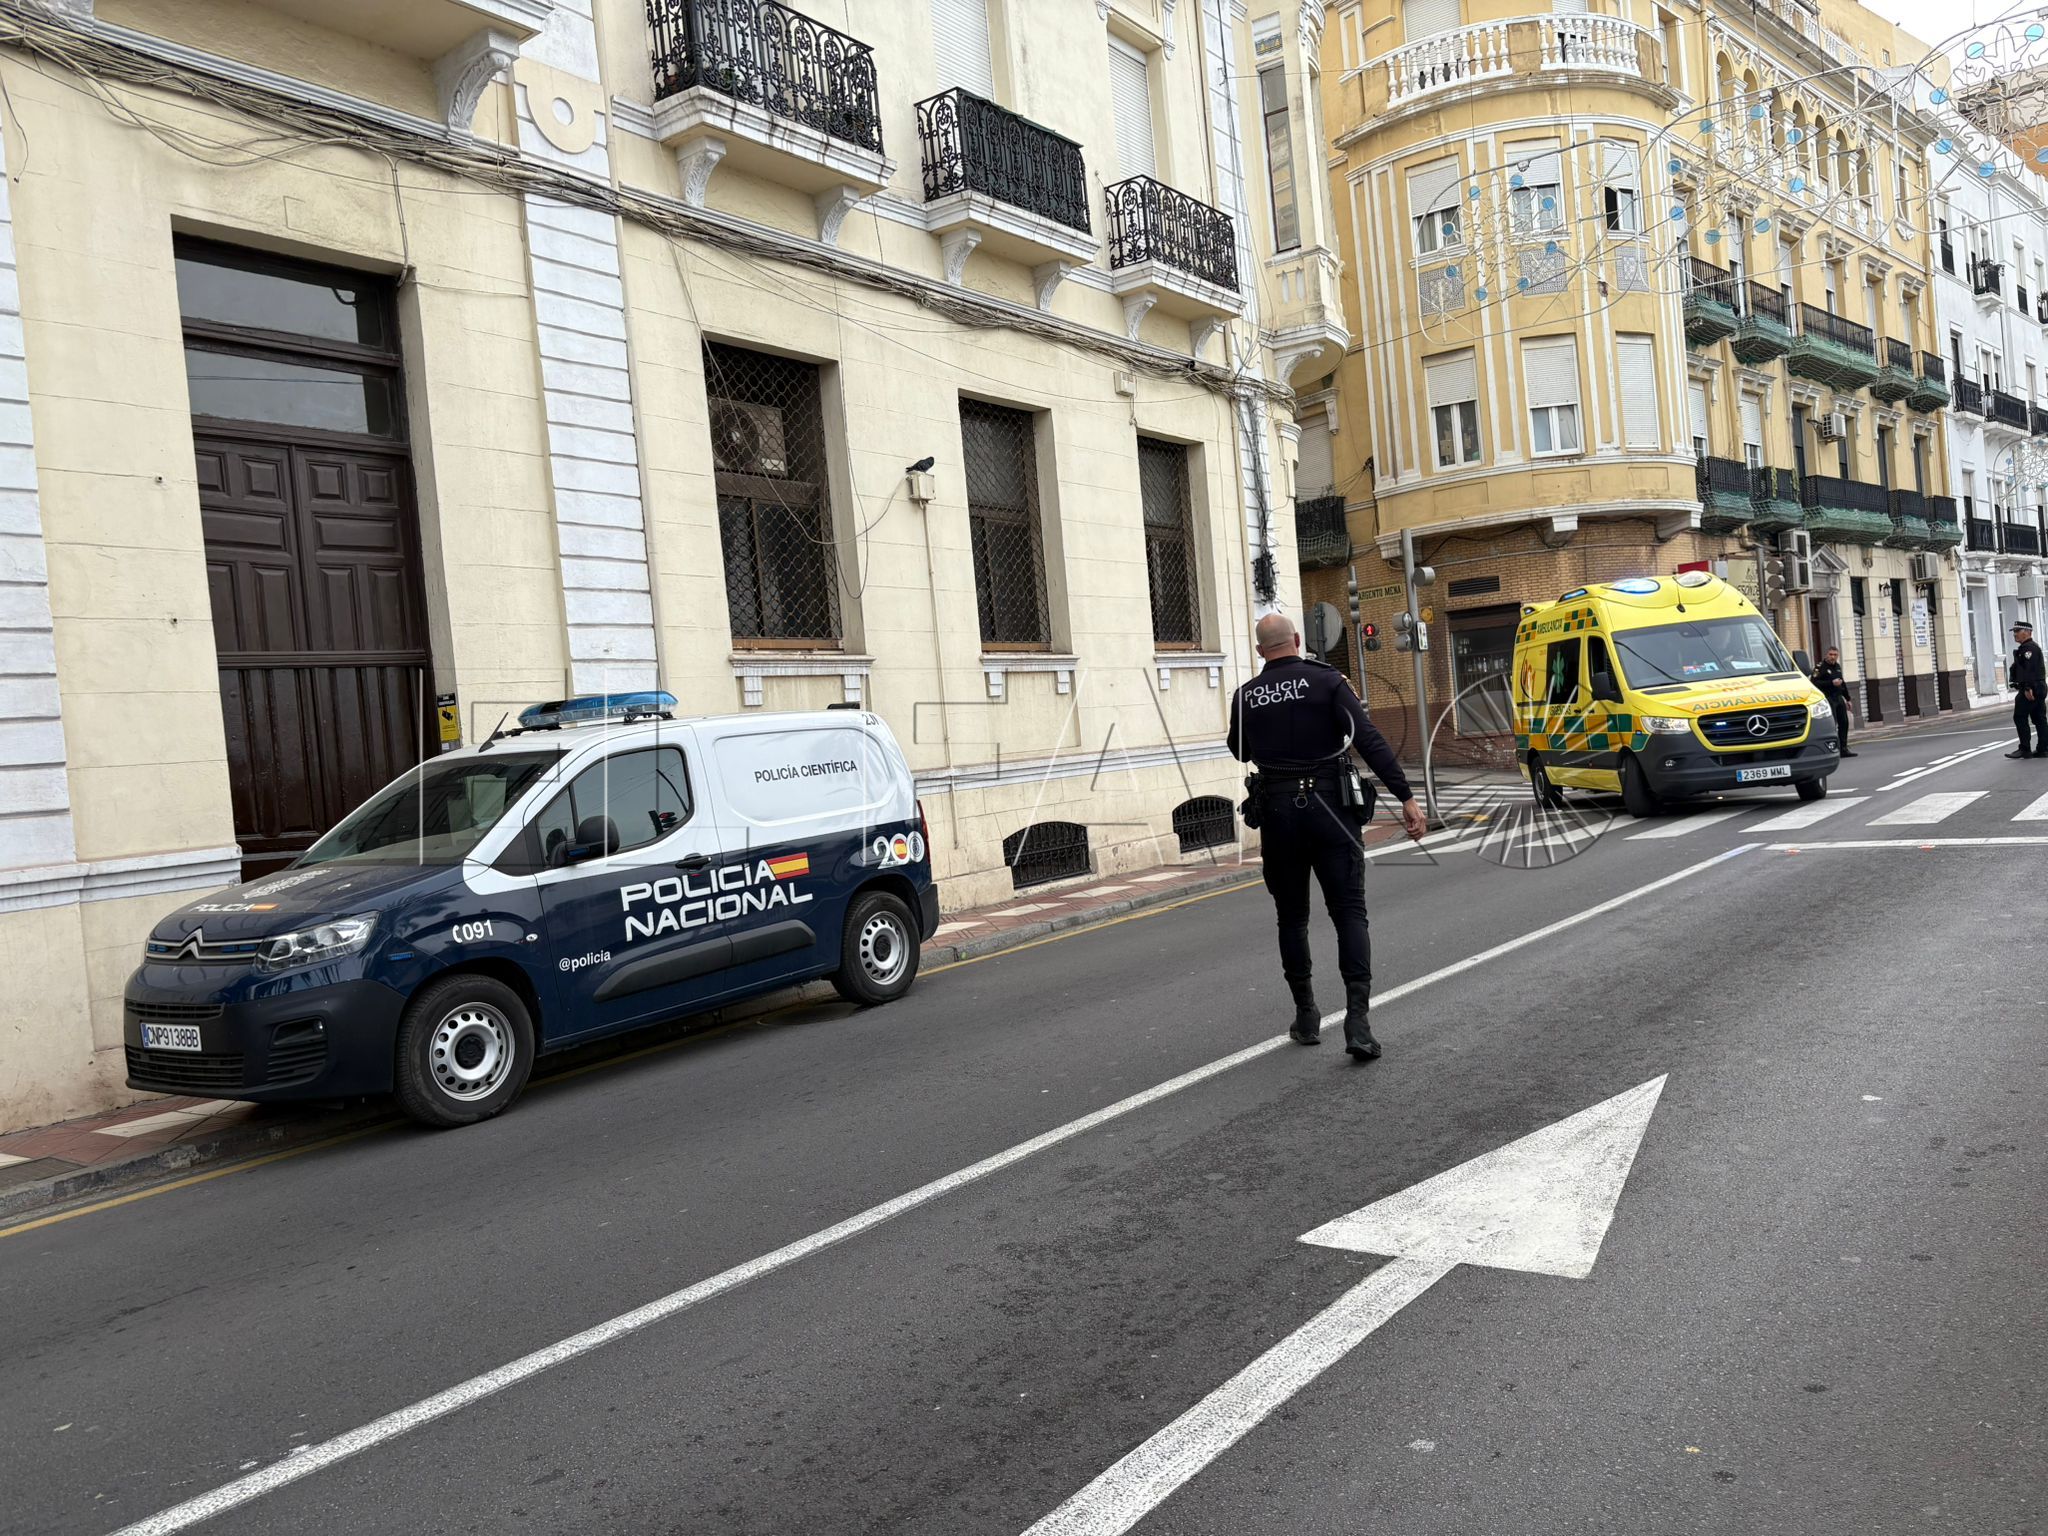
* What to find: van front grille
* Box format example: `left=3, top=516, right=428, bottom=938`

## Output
left=125, top=1046, right=247, bottom=1093
left=1697, top=706, right=1809, bottom=748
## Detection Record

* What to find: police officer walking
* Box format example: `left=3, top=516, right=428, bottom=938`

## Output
left=1227, top=613, right=1427, bottom=1061
left=1810, top=646, right=1857, bottom=757
left=2009, top=618, right=2047, bottom=760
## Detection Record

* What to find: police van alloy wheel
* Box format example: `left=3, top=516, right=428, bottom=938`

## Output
left=1528, top=751, right=1566, bottom=810
left=832, top=890, right=919, bottom=1007
left=394, top=973, right=535, bottom=1128
left=1620, top=753, right=1662, bottom=819
left=1795, top=775, right=1828, bottom=803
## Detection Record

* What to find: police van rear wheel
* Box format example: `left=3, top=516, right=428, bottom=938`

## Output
left=832, top=890, right=919, bottom=1007
left=394, top=974, right=535, bottom=1128
left=1528, top=751, right=1566, bottom=809
left=1620, top=753, right=1662, bottom=819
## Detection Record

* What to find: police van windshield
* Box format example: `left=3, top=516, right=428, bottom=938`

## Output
left=1610, top=616, right=1792, bottom=689
left=298, top=752, right=562, bottom=867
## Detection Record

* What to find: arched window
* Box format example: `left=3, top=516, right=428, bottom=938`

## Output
left=1172, top=796, right=1237, bottom=854
left=1003, top=821, right=1091, bottom=890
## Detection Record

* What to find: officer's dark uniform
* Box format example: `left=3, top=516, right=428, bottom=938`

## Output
left=1226, top=655, right=1411, bottom=1060
left=2010, top=623, right=2047, bottom=759
left=1810, top=657, right=1855, bottom=757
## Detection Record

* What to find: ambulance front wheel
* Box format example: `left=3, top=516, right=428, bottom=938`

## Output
left=833, top=889, right=920, bottom=1007
left=1527, top=751, right=1566, bottom=809
left=1620, top=753, right=1663, bottom=818
left=393, top=973, right=536, bottom=1128
left=1795, top=775, right=1829, bottom=803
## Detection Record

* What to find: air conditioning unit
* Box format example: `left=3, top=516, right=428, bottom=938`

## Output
left=1909, top=551, right=1943, bottom=583
left=1815, top=411, right=1848, bottom=442
left=709, top=399, right=789, bottom=477
left=2019, top=569, right=2047, bottom=601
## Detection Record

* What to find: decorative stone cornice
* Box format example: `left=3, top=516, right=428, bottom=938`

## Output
left=434, top=27, right=519, bottom=135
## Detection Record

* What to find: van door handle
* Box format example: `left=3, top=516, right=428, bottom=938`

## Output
left=674, top=853, right=711, bottom=872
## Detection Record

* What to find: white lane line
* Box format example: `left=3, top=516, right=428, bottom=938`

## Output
left=1023, top=1257, right=1457, bottom=1536
left=1866, top=791, right=1987, bottom=826
left=107, top=843, right=1759, bottom=1536
left=2015, top=789, right=2048, bottom=823
left=1746, top=796, right=1867, bottom=832
left=1625, top=808, right=1744, bottom=840
left=1771, top=837, right=2048, bottom=851
left=1874, top=741, right=2006, bottom=792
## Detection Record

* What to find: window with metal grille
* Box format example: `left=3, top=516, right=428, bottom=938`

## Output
left=1172, top=795, right=1235, bottom=854
left=961, top=399, right=1050, bottom=648
left=1003, top=820, right=1090, bottom=889
left=705, top=342, right=840, bottom=645
left=1138, top=437, right=1198, bottom=647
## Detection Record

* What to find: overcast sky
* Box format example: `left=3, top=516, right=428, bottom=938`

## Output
left=1859, top=0, right=2047, bottom=61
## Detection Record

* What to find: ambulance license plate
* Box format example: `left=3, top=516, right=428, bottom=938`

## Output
left=140, top=1023, right=203, bottom=1052
left=1736, top=764, right=1792, bottom=784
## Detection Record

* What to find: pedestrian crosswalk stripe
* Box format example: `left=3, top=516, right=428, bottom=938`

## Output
left=1746, top=797, right=1868, bottom=832
left=2015, top=790, right=2048, bottom=823
left=1625, top=808, right=1743, bottom=840
left=1866, top=791, right=1987, bottom=826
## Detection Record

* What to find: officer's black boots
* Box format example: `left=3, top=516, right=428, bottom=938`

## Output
left=1286, top=974, right=1321, bottom=1045
left=1342, top=981, right=1381, bottom=1063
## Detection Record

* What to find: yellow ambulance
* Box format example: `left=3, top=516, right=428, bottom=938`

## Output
left=1513, top=571, right=1838, bottom=817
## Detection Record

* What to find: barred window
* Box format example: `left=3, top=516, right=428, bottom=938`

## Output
left=961, top=399, right=1050, bottom=648
left=1137, top=436, right=1198, bottom=647
left=1004, top=820, right=1090, bottom=889
left=705, top=342, right=840, bottom=645
left=1172, top=795, right=1235, bottom=853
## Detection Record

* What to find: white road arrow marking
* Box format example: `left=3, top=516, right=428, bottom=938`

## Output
left=1023, top=1076, right=1668, bottom=1536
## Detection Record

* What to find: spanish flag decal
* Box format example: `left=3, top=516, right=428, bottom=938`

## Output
left=766, top=852, right=810, bottom=881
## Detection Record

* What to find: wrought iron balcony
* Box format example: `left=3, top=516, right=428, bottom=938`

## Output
left=1926, top=496, right=1964, bottom=550
left=2009, top=523, right=2044, bottom=557
left=1909, top=352, right=1950, bottom=413
left=1748, top=466, right=1804, bottom=535
left=1295, top=494, right=1350, bottom=569
left=1966, top=516, right=2000, bottom=552
left=1971, top=258, right=2005, bottom=299
left=649, top=0, right=883, bottom=153
left=1800, top=474, right=1894, bottom=543
left=1731, top=281, right=1793, bottom=365
left=1886, top=488, right=1933, bottom=548
left=916, top=87, right=1090, bottom=236
left=1788, top=304, right=1876, bottom=389
left=1104, top=176, right=1238, bottom=292
left=1683, top=257, right=1739, bottom=347
left=2033, top=404, right=2048, bottom=438
left=1953, top=377, right=1985, bottom=416
left=1991, top=389, right=2030, bottom=429
left=1871, top=337, right=1916, bottom=403
left=1696, top=455, right=1755, bottom=532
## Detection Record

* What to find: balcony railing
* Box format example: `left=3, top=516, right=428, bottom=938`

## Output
left=1887, top=488, right=1933, bottom=548
left=1103, top=175, right=1237, bottom=291
left=1801, top=474, right=1895, bottom=542
left=1992, top=389, right=2031, bottom=429
left=1731, top=280, right=1793, bottom=364
left=1954, top=377, right=1985, bottom=415
left=1926, top=496, right=1964, bottom=549
left=1967, top=516, right=2001, bottom=552
left=1295, top=494, right=1350, bottom=568
left=1748, top=466, right=1804, bottom=534
left=2009, top=524, right=2044, bottom=556
left=1377, top=15, right=1660, bottom=111
left=2033, top=405, right=2048, bottom=438
left=916, top=88, right=1089, bottom=234
left=1746, top=282, right=1788, bottom=326
left=1684, top=258, right=1740, bottom=346
left=1798, top=305, right=1875, bottom=354
left=1971, top=258, right=2005, bottom=298
left=1789, top=304, right=1876, bottom=389
left=1908, top=352, right=1949, bottom=413
left=648, top=0, right=883, bottom=153
left=1883, top=338, right=1912, bottom=371
left=1873, top=337, right=1916, bottom=402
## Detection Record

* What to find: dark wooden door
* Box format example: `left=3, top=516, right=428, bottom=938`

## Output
left=199, top=434, right=429, bottom=879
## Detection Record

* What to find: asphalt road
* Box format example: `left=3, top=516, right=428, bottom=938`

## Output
left=2, top=715, right=2043, bottom=1536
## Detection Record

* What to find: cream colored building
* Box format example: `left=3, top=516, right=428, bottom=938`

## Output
left=1299, top=0, right=1970, bottom=752
left=0, top=0, right=1337, bottom=1130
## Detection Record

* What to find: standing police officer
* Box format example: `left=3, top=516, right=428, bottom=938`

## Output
left=1810, top=646, right=1857, bottom=757
left=2009, top=618, right=2047, bottom=760
left=1227, top=613, right=1427, bottom=1061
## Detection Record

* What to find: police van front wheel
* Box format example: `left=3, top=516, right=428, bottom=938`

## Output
left=394, top=974, right=536, bottom=1128
left=832, top=890, right=920, bottom=1007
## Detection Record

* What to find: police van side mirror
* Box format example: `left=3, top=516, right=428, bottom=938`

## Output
left=1792, top=648, right=1813, bottom=674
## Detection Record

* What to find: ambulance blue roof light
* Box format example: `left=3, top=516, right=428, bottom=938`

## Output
left=517, top=690, right=678, bottom=730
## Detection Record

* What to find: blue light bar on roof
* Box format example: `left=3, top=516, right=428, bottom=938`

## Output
left=517, top=690, right=678, bottom=730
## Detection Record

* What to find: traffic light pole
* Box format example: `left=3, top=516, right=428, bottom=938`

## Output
left=1401, top=525, right=1437, bottom=823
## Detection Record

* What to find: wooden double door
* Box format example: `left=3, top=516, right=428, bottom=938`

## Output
left=199, top=434, right=429, bottom=880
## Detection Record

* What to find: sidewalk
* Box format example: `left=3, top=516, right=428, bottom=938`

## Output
left=3, top=837, right=1437, bottom=1223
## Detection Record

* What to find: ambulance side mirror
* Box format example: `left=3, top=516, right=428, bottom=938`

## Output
left=1792, top=649, right=1813, bottom=674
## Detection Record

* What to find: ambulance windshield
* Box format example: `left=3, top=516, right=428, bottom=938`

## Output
left=1610, top=616, right=1793, bottom=689
left=300, top=751, right=562, bottom=867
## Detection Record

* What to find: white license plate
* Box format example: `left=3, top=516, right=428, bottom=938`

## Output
left=1736, top=764, right=1793, bottom=784
left=140, top=1023, right=204, bottom=1052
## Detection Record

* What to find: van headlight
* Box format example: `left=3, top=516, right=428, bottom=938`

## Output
left=1643, top=716, right=1692, bottom=734
left=1808, top=697, right=1835, bottom=719
left=256, top=914, right=377, bottom=972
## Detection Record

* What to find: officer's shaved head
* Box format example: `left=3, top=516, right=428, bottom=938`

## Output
left=1256, top=613, right=1300, bottom=657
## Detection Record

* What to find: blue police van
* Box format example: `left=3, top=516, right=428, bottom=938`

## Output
left=125, top=696, right=940, bottom=1127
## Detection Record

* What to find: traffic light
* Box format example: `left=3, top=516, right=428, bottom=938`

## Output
left=1761, top=552, right=1788, bottom=607
left=1362, top=621, right=1381, bottom=652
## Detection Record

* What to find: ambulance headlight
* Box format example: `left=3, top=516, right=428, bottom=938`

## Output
left=1642, top=716, right=1692, bottom=734
left=256, top=914, right=377, bottom=972
left=1808, top=697, right=1834, bottom=719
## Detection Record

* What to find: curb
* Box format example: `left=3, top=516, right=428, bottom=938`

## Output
left=0, top=861, right=1274, bottom=1227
